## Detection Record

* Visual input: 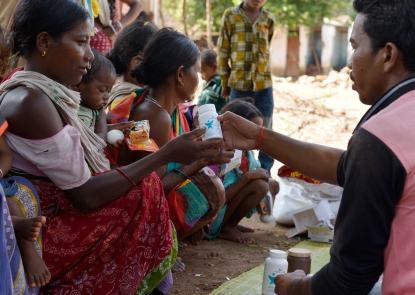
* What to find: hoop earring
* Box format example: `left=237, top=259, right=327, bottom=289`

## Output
left=41, top=51, right=46, bottom=57
left=87, top=60, right=92, bottom=70
left=178, top=82, right=184, bottom=88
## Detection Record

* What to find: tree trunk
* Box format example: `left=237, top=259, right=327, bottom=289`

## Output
left=206, top=0, right=212, bottom=48
left=158, top=0, right=165, bottom=28
left=183, top=0, right=188, bottom=36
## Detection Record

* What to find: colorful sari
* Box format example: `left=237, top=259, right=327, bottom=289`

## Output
left=107, top=90, right=221, bottom=244
left=24, top=171, right=175, bottom=295
left=1, top=176, right=43, bottom=295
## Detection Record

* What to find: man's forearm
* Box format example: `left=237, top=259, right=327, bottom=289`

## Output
left=288, top=277, right=312, bottom=295
left=260, top=129, right=343, bottom=184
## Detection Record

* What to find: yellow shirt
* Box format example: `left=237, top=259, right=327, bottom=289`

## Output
left=217, top=4, right=275, bottom=91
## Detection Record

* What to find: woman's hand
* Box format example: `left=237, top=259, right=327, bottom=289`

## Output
left=274, top=270, right=311, bottom=295
left=162, top=127, right=225, bottom=165
left=217, top=112, right=262, bottom=151
left=244, top=168, right=269, bottom=182
left=198, top=148, right=234, bottom=167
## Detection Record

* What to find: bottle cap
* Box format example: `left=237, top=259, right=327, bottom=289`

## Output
left=198, top=104, right=216, bottom=114
left=269, top=249, right=287, bottom=258
left=288, top=248, right=311, bottom=258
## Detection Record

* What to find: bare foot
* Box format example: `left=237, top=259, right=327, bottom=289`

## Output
left=218, top=226, right=255, bottom=244
left=12, top=216, right=46, bottom=242
left=172, top=257, right=186, bottom=273
left=236, top=224, right=255, bottom=233
left=18, top=238, right=51, bottom=287
left=178, top=242, right=187, bottom=250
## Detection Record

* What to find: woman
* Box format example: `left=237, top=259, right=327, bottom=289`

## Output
left=90, top=0, right=142, bottom=53
left=0, top=1, right=226, bottom=294
left=106, top=20, right=157, bottom=109
left=108, top=28, right=230, bottom=245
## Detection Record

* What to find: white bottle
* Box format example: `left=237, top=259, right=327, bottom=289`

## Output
left=262, top=249, right=288, bottom=295
left=197, top=104, right=223, bottom=141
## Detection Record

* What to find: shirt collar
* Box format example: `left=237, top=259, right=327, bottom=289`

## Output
left=354, top=76, right=415, bottom=132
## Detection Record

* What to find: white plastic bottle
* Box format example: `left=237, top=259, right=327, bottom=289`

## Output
left=262, top=249, right=288, bottom=295
left=197, top=104, right=223, bottom=141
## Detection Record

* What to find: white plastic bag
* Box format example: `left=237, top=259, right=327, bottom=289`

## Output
left=273, top=176, right=342, bottom=226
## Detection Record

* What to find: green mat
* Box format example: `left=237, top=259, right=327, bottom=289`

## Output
left=209, top=241, right=331, bottom=295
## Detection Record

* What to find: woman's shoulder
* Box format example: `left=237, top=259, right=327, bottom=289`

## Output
left=131, top=103, right=171, bottom=127
left=1, top=86, right=64, bottom=139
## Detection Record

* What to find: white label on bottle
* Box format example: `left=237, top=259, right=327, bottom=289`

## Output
left=262, top=268, right=286, bottom=294
left=203, top=114, right=222, bottom=139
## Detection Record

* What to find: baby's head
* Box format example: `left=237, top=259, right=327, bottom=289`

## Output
left=220, top=97, right=264, bottom=126
left=77, top=49, right=116, bottom=110
left=200, top=49, right=218, bottom=82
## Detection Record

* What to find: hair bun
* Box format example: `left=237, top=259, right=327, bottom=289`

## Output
left=106, top=49, right=127, bottom=75
left=130, top=61, right=150, bottom=85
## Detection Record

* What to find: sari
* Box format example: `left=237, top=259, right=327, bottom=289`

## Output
left=107, top=89, right=222, bottom=244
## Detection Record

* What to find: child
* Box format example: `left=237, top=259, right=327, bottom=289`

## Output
left=74, top=49, right=117, bottom=142
left=217, top=0, right=275, bottom=175
left=207, top=98, right=279, bottom=244
left=197, top=49, right=228, bottom=112
left=1, top=26, right=49, bottom=290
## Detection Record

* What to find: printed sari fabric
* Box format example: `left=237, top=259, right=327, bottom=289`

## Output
left=1, top=176, right=43, bottom=295
left=28, top=171, right=174, bottom=295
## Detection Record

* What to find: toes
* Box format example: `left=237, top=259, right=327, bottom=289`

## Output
left=27, top=274, right=36, bottom=288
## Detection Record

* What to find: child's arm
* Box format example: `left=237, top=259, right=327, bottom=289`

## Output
left=0, top=136, right=13, bottom=179
left=217, top=10, right=232, bottom=93
left=225, top=169, right=269, bottom=203
left=268, top=18, right=275, bottom=44
left=95, top=108, right=108, bottom=142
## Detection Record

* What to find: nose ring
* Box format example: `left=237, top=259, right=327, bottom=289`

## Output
left=87, top=59, right=92, bottom=70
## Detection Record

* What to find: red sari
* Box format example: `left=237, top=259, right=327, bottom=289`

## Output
left=33, top=172, right=173, bottom=295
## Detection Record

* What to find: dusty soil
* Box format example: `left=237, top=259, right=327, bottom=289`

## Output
left=172, top=79, right=368, bottom=295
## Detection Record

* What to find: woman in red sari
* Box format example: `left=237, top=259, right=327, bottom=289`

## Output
left=0, top=1, right=224, bottom=294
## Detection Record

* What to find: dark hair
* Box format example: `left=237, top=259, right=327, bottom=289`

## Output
left=201, top=49, right=217, bottom=67
left=220, top=97, right=263, bottom=120
left=130, top=27, right=200, bottom=88
left=106, top=21, right=157, bottom=75
left=81, top=49, right=115, bottom=83
left=10, top=0, right=89, bottom=58
left=353, top=0, right=415, bottom=72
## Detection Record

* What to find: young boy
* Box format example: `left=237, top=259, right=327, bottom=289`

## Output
left=217, top=0, right=275, bottom=175
left=197, top=49, right=228, bottom=112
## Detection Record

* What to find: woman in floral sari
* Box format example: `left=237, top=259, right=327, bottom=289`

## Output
left=0, top=1, right=223, bottom=294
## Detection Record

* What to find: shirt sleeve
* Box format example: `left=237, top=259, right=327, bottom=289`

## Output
left=217, top=9, right=232, bottom=88
left=311, top=128, right=406, bottom=295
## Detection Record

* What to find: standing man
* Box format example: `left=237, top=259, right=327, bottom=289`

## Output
left=218, top=0, right=415, bottom=294
left=217, top=0, right=275, bottom=175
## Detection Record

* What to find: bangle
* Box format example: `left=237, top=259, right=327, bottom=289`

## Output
left=172, top=168, right=189, bottom=181
left=115, top=168, right=136, bottom=187
left=109, top=24, right=118, bottom=35
left=257, top=126, right=265, bottom=150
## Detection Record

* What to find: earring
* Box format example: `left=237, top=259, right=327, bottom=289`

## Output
left=87, top=60, right=92, bottom=70
left=41, top=51, right=46, bottom=57
left=178, top=82, right=184, bottom=88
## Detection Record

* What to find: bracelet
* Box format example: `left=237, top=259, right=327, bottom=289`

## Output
left=115, top=168, right=136, bottom=187
left=114, top=21, right=123, bottom=32
left=257, top=126, right=265, bottom=150
left=172, top=168, right=189, bottom=180
left=109, top=24, right=118, bottom=35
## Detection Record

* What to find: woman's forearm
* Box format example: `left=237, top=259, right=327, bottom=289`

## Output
left=120, top=0, right=142, bottom=27
left=65, top=145, right=170, bottom=213
left=161, top=161, right=204, bottom=194
left=260, top=129, right=343, bottom=185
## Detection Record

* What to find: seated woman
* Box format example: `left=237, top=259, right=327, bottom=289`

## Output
left=106, top=20, right=157, bottom=109
left=0, top=1, right=226, bottom=294
left=107, top=28, right=230, bottom=245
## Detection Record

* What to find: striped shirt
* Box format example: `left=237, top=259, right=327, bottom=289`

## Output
left=217, top=3, right=275, bottom=91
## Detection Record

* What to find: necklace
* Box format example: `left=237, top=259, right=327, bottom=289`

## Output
left=145, top=95, right=161, bottom=107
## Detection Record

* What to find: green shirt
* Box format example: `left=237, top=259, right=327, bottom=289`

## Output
left=197, top=74, right=228, bottom=112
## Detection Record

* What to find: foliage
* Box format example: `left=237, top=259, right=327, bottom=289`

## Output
left=162, top=0, right=354, bottom=33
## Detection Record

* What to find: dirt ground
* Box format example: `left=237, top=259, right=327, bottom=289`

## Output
left=172, top=78, right=369, bottom=295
